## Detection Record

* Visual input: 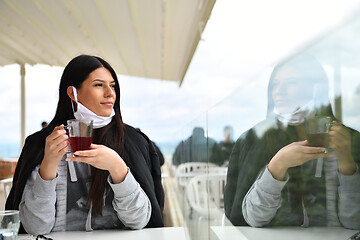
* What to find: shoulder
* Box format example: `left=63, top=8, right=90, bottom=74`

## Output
left=24, top=128, right=51, bottom=147
left=124, top=124, right=154, bottom=151
left=236, top=119, right=276, bottom=142
left=123, top=125, right=160, bottom=169
left=230, top=119, right=277, bottom=158
left=19, top=128, right=54, bottom=164
left=125, top=124, right=142, bottom=135
left=125, top=124, right=150, bottom=141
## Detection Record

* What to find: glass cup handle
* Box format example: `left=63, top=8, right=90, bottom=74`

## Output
left=63, top=125, right=73, bottom=157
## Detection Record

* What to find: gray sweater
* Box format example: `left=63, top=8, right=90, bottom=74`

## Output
left=242, top=156, right=360, bottom=229
left=19, top=156, right=151, bottom=235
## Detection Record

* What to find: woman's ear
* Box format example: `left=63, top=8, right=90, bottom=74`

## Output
left=67, top=86, right=76, bottom=102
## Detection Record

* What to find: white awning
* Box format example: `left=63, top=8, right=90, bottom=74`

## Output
left=0, top=0, right=216, bottom=84
left=0, top=0, right=216, bottom=147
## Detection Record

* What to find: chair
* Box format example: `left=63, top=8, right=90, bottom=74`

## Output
left=185, top=173, right=227, bottom=219
left=0, top=178, right=13, bottom=200
left=0, top=158, right=17, bottom=180
left=175, top=162, right=219, bottom=188
left=208, top=166, right=228, bottom=175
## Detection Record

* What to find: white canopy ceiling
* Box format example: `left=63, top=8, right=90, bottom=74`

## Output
left=0, top=0, right=216, bottom=85
left=0, top=0, right=216, bottom=146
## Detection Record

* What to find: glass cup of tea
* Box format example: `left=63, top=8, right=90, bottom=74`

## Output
left=305, top=116, right=331, bottom=149
left=0, top=210, right=20, bottom=240
left=65, top=119, right=93, bottom=156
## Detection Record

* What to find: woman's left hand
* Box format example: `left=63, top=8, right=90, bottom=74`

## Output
left=66, top=143, right=128, bottom=183
left=329, top=121, right=356, bottom=175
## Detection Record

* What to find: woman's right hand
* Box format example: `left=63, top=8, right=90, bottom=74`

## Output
left=40, top=125, right=69, bottom=180
left=268, top=140, right=332, bottom=180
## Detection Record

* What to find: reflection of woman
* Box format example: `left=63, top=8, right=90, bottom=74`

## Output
left=6, top=55, right=164, bottom=235
left=224, top=54, right=360, bottom=229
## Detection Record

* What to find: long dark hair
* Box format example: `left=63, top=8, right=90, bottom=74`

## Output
left=50, top=55, right=126, bottom=213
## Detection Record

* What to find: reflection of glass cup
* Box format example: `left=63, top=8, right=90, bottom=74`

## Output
left=0, top=210, right=20, bottom=240
left=66, top=119, right=93, bottom=155
left=305, top=116, right=331, bottom=148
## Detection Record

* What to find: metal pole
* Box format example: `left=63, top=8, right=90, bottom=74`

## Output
left=20, top=64, right=25, bottom=148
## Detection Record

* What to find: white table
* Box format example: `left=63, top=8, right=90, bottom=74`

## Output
left=211, top=226, right=359, bottom=240
left=19, top=227, right=186, bottom=240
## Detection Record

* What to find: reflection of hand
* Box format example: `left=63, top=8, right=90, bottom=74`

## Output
left=66, top=144, right=128, bottom=183
left=329, top=121, right=356, bottom=175
left=40, top=125, right=70, bottom=180
left=268, top=140, right=332, bottom=180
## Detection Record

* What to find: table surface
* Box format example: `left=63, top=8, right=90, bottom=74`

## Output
left=211, top=226, right=359, bottom=240
left=19, top=227, right=186, bottom=240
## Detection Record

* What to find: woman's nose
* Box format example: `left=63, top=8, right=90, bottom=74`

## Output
left=273, top=85, right=281, bottom=96
left=104, top=85, right=115, bottom=97
left=274, top=83, right=286, bottom=94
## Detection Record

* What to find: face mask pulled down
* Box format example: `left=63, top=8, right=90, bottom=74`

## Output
left=71, top=86, right=115, bottom=129
left=273, top=100, right=315, bottom=126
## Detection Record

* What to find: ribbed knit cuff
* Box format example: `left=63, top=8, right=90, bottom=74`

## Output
left=33, top=170, right=58, bottom=197
left=108, top=169, right=139, bottom=198
left=257, top=165, right=289, bottom=195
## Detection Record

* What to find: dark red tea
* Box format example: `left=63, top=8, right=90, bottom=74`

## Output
left=307, top=133, right=329, bottom=148
left=70, top=136, right=92, bottom=153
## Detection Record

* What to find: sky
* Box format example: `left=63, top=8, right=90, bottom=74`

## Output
left=1, top=0, right=359, bottom=158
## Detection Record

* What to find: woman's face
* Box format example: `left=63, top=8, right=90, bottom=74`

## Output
left=272, top=65, right=313, bottom=114
left=76, top=67, right=116, bottom=117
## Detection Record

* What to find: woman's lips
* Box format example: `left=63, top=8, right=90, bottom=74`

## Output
left=101, top=102, right=113, bottom=106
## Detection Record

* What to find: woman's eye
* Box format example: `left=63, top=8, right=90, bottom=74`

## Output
left=111, top=85, right=116, bottom=89
left=94, top=83, right=102, bottom=87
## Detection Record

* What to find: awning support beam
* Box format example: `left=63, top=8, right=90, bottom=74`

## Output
left=20, top=64, right=25, bottom=148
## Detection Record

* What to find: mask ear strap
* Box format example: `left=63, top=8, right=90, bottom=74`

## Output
left=71, top=86, right=78, bottom=114
left=72, top=86, right=78, bottom=102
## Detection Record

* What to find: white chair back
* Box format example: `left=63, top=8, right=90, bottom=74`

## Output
left=175, top=162, right=218, bottom=188
left=186, top=173, right=227, bottom=219
left=1, top=178, right=13, bottom=199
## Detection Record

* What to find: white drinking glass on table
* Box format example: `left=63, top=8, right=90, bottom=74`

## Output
left=0, top=210, right=20, bottom=240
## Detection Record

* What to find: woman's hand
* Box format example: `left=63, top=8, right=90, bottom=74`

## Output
left=268, top=140, right=332, bottom=180
left=66, top=144, right=128, bottom=184
left=329, top=121, right=356, bottom=175
left=40, top=125, right=69, bottom=180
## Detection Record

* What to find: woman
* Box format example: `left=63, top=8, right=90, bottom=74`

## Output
left=6, top=55, right=164, bottom=234
left=224, top=54, right=360, bottom=229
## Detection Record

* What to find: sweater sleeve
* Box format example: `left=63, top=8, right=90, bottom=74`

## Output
left=242, top=165, right=288, bottom=227
left=108, top=169, right=151, bottom=229
left=337, top=168, right=360, bottom=229
left=19, top=166, right=57, bottom=235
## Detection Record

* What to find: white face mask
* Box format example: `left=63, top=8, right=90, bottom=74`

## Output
left=71, top=86, right=115, bottom=129
left=274, top=100, right=315, bottom=126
